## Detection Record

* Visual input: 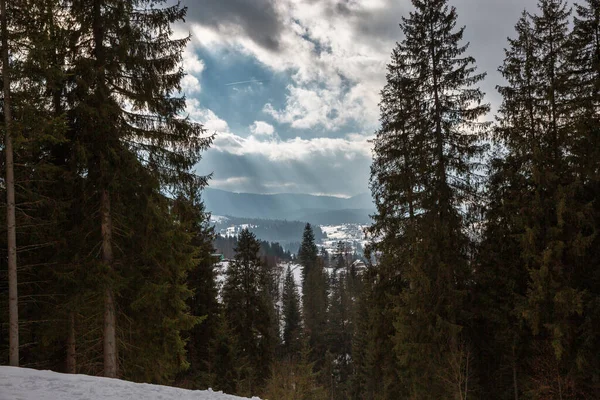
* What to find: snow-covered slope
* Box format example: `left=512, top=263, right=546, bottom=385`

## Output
left=0, top=367, right=260, bottom=400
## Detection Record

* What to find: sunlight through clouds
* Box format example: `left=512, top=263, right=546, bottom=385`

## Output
left=180, top=0, right=538, bottom=195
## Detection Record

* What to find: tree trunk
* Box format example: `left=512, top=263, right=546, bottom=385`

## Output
left=66, top=312, right=76, bottom=373
left=512, top=363, right=519, bottom=400
left=1, top=0, right=19, bottom=367
left=512, top=345, right=519, bottom=400
left=101, top=190, right=117, bottom=377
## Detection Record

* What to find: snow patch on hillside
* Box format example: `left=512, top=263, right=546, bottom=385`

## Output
left=210, top=215, right=229, bottom=224
left=320, top=224, right=368, bottom=254
left=0, top=367, right=260, bottom=400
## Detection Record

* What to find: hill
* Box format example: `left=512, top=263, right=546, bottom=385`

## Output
left=0, top=367, right=259, bottom=400
left=203, top=188, right=374, bottom=224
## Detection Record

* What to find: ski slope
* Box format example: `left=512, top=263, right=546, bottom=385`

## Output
left=0, top=366, right=261, bottom=400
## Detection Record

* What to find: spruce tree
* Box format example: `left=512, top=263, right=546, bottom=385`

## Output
left=493, top=2, right=596, bottom=395
left=0, top=0, right=212, bottom=379
left=61, top=0, right=211, bottom=377
left=172, top=188, right=220, bottom=389
left=282, top=266, right=302, bottom=360
left=469, top=13, right=543, bottom=399
left=264, top=340, right=327, bottom=400
left=222, top=228, right=276, bottom=395
left=1, top=0, right=18, bottom=367
left=568, top=0, right=600, bottom=392
left=0, top=0, right=77, bottom=371
left=326, top=267, right=354, bottom=399
left=299, top=223, right=319, bottom=284
left=369, top=0, right=489, bottom=396
left=298, top=223, right=328, bottom=366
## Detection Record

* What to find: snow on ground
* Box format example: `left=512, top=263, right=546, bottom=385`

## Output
left=320, top=224, right=368, bottom=255
left=279, top=262, right=303, bottom=296
left=0, top=366, right=260, bottom=400
left=217, top=224, right=258, bottom=238
left=210, top=215, right=229, bottom=224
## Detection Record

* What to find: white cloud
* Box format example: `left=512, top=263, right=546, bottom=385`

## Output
left=181, top=74, right=201, bottom=94
left=186, top=0, right=392, bottom=131
left=200, top=128, right=374, bottom=196
left=186, top=99, right=230, bottom=133
left=183, top=50, right=206, bottom=75
left=178, top=49, right=205, bottom=94
left=212, top=130, right=373, bottom=163
left=210, top=176, right=252, bottom=186
left=250, top=121, right=275, bottom=136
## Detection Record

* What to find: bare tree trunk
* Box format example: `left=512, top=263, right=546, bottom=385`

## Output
left=66, top=312, right=76, bottom=373
left=557, top=374, right=563, bottom=400
left=1, top=0, right=19, bottom=367
left=101, top=190, right=117, bottom=377
left=512, top=363, right=519, bottom=400
left=512, top=346, right=519, bottom=400
left=464, top=350, right=469, bottom=400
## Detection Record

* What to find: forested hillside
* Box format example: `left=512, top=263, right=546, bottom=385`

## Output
left=203, top=188, right=374, bottom=223
left=213, top=235, right=293, bottom=261
left=212, top=216, right=326, bottom=244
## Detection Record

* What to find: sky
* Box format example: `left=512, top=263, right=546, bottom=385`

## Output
left=180, top=0, right=542, bottom=197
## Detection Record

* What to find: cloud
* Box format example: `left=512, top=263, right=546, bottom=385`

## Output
left=250, top=121, right=276, bottom=137
left=264, top=82, right=379, bottom=131
left=183, top=0, right=545, bottom=195
left=184, top=0, right=390, bottom=131
left=180, top=50, right=205, bottom=94
left=184, top=0, right=285, bottom=51
left=188, top=104, right=373, bottom=196
left=212, top=131, right=372, bottom=163
left=184, top=0, right=544, bottom=131
left=186, top=99, right=230, bottom=133
left=181, top=74, right=201, bottom=94
left=199, top=133, right=373, bottom=195
left=183, top=50, right=205, bottom=75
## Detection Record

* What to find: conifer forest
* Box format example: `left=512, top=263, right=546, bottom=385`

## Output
left=1, top=0, right=600, bottom=399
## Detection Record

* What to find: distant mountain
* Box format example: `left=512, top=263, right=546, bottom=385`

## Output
left=293, top=209, right=374, bottom=225
left=202, top=188, right=374, bottom=224
left=212, top=216, right=326, bottom=246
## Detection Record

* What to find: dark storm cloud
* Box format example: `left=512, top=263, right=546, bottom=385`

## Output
left=184, top=0, right=284, bottom=51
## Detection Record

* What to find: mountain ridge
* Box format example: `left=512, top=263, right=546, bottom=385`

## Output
left=202, top=187, right=374, bottom=224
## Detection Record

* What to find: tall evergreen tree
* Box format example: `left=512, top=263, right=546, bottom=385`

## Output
left=567, top=1, right=600, bottom=392
left=470, top=13, right=542, bottom=399
left=369, top=0, right=489, bottom=396
left=264, top=340, right=327, bottom=400
left=0, top=0, right=75, bottom=371
left=326, top=265, right=354, bottom=399
left=350, top=262, right=401, bottom=400
left=299, top=223, right=318, bottom=284
left=1, top=0, right=18, bottom=367
left=1, top=0, right=211, bottom=380
left=222, top=228, right=276, bottom=395
left=282, top=266, right=302, bottom=360
left=172, top=188, right=220, bottom=389
left=492, top=1, right=597, bottom=396
left=61, top=0, right=211, bottom=377
left=298, top=223, right=328, bottom=366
